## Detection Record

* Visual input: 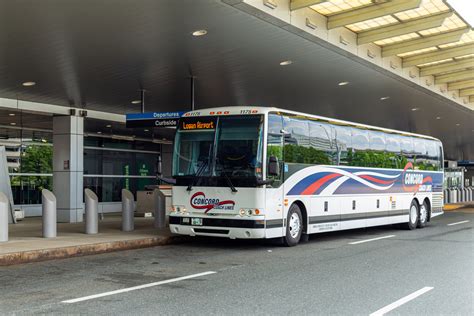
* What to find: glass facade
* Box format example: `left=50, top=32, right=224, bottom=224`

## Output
left=7, top=135, right=160, bottom=205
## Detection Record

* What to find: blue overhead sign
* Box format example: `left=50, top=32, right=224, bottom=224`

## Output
left=126, top=111, right=185, bottom=128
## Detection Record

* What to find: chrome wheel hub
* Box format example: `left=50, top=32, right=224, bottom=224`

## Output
left=420, top=204, right=427, bottom=223
left=410, top=205, right=418, bottom=224
left=289, top=213, right=301, bottom=239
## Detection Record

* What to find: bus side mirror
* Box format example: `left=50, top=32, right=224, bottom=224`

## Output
left=268, top=156, right=280, bottom=176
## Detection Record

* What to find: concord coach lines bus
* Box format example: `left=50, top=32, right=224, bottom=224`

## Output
left=168, top=107, right=443, bottom=246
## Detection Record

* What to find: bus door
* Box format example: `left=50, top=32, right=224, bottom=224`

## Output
left=265, top=114, right=285, bottom=238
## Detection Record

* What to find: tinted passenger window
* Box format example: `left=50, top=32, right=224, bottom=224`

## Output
left=334, top=125, right=352, bottom=165
left=308, top=121, right=335, bottom=165
left=348, top=128, right=370, bottom=167
left=283, top=116, right=310, bottom=164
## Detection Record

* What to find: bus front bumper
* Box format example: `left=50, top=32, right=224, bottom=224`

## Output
left=169, top=214, right=268, bottom=239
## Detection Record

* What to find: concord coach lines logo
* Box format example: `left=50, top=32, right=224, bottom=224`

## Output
left=190, top=192, right=235, bottom=213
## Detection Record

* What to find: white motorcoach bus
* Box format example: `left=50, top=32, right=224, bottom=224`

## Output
left=168, top=107, right=444, bottom=246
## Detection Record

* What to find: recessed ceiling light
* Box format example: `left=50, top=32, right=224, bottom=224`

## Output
left=106, top=124, right=112, bottom=128
left=338, top=81, right=349, bottom=86
left=380, top=96, right=390, bottom=101
left=22, top=81, right=36, bottom=87
left=131, top=100, right=141, bottom=104
left=192, top=29, right=207, bottom=37
left=9, top=113, right=15, bottom=117
left=436, top=116, right=441, bottom=120
left=456, top=123, right=460, bottom=126
left=411, top=107, right=420, bottom=111
left=97, top=131, right=102, bottom=134
left=144, top=129, right=149, bottom=132
left=279, top=60, right=293, bottom=66
left=10, top=122, right=16, bottom=126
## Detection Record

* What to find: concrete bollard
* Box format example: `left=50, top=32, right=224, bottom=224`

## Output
left=84, top=189, right=99, bottom=234
left=153, top=189, right=166, bottom=229
left=42, top=189, right=57, bottom=238
left=0, top=192, right=8, bottom=242
left=449, top=189, right=457, bottom=204
left=121, top=189, right=135, bottom=232
left=444, top=189, right=449, bottom=204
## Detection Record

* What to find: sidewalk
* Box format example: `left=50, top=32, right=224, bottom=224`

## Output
left=0, top=215, right=187, bottom=266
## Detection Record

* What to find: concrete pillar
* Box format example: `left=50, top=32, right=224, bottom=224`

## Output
left=53, top=115, right=84, bottom=223
left=0, top=192, right=8, bottom=242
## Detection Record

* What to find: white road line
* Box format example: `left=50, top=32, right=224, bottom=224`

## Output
left=62, top=271, right=217, bottom=304
left=369, top=287, right=433, bottom=316
left=349, top=235, right=395, bottom=245
left=447, top=220, right=470, bottom=226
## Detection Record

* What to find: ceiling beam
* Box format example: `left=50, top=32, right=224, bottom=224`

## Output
left=290, top=0, right=327, bottom=11
left=448, top=79, right=474, bottom=91
left=328, top=0, right=421, bottom=29
left=435, top=69, right=474, bottom=84
left=420, top=58, right=474, bottom=76
left=382, top=28, right=468, bottom=57
left=357, top=11, right=452, bottom=45
left=403, top=43, right=474, bottom=67
left=459, top=87, right=474, bottom=97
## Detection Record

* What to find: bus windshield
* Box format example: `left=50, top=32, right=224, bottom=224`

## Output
left=172, top=115, right=264, bottom=183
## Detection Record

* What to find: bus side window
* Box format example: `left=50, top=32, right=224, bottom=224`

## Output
left=308, top=121, right=335, bottom=165
left=350, top=128, right=370, bottom=167
left=386, top=134, right=402, bottom=169
left=334, top=125, right=352, bottom=165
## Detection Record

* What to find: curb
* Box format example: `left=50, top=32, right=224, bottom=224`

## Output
left=0, top=235, right=189, bottom=266
left=443, top=204, right=469, bottom=212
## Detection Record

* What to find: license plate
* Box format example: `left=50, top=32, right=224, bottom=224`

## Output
left=191, top=218, right=203, bottom=226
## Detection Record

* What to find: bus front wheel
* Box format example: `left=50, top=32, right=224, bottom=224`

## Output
left=283, top=204, right=303, bottom=247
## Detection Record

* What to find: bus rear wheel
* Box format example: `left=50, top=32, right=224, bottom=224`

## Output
left=403, top=200, right=419, bottom=230
left=417, top=200, right=429, bottom=228
left=283, top=204, right=303, bottom=247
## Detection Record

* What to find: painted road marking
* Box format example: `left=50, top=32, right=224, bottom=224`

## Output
left=62, top=271, right=217, bottom=304
left=349, top=235, right=395, bottom=245
left=369, top=287, right=433, bottom=316
left=447, top=220, right=470, bottom=226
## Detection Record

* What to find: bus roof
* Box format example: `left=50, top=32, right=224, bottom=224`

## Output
left=183, top=106, right=441, bottom=142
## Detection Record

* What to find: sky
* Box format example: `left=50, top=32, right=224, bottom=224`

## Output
left=447, top=0, right=474, bottom=27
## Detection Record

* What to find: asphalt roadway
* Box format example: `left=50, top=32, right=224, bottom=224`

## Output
left=1, top=209, right=472, bottom=315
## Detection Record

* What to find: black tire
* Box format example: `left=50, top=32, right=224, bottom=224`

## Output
left=283, top=204, right=303, bottom=247
left=403, top=200, right=419, bottom=230
left=417, top=200, right=429, bottom=228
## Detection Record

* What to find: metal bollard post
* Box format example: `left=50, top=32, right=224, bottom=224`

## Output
left=84, top=189, right=99, bottom=234
left=153, top=189, right=166, bottom=229
left=42, top=189, right=57, bottom=238
left=121, top=189, right=135, bottom=232
left=449, top=189, right=457, bottom=204
left=0, top=192, right=8, bottom=242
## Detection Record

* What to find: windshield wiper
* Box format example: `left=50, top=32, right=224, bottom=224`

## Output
left=222, top=172, right=238, bottom=193
left=215, top=158, right=238, bottom=193
left=186, top=160, right=209, bottom=191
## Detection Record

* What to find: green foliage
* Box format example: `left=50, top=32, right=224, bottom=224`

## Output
left=19, top=145, right=53, bottom=191
left=347, top=150, right=407, bottom=169
left=21, top=146, right=53, bottom=173
left=283, top=144, right=331, bottom=165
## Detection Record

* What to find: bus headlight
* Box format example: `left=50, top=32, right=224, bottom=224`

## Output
left=239, top=209, right=246, bottom=216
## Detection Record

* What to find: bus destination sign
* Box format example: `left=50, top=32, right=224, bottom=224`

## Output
left=179, top=117, right=217, bottom=130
